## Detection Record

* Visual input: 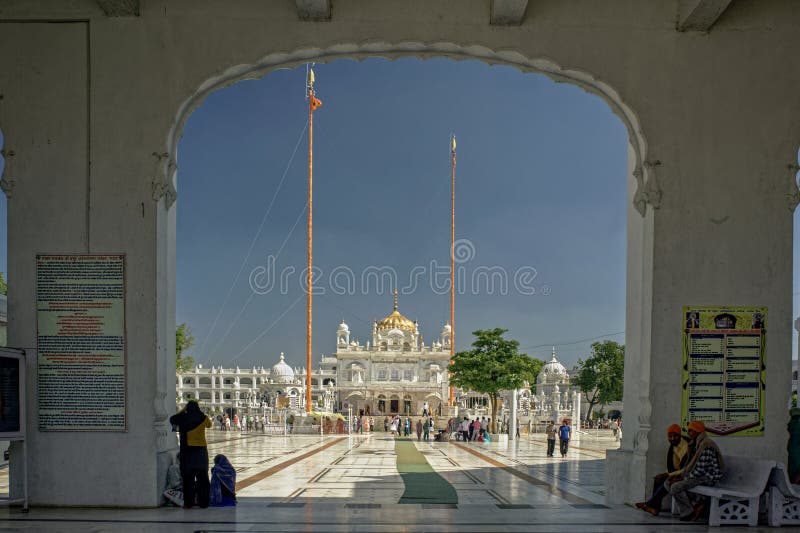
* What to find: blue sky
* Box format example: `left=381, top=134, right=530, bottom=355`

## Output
left=2, top=58, right=798, bottom=370
left=176, top=57, right=627, bottom=371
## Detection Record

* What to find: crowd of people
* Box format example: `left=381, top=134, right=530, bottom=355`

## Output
left=350, top=414, right=441, bottom=440
left=211, top=412, right=274, bottom=432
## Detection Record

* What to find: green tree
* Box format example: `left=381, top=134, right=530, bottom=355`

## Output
left=176, top=323, right=196, bottom=373
left=573, top=340, right=625, bottom=421
left=451, top=328, right=544, bottom=433
left=0, top=272, right=7, bottom=295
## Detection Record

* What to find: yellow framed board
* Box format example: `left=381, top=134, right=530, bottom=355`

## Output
left=682, top=306, right=765, bottom=436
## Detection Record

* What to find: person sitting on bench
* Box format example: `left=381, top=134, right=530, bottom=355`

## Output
left=665, top=420, right=724, bottom=522
left=635, top=423, right=690, bottom=516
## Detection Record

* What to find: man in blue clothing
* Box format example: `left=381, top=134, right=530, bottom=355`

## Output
left=558, top=419, right=572, bottom=457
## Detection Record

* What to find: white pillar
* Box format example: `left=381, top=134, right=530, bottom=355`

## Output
left=509, top=389, right=518, bottom=442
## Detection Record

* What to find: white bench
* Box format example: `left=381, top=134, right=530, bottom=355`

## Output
left=766, top=462, right=800, bottom=526
left=683, top=455, right=776, bottom=526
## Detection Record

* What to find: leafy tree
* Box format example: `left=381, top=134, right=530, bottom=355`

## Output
left=176, top=323, right=195, bottom=373
left=451, top=328, right=544, bottom=433
left=573, top=340, right=625, bottom=421
left=0, top=272, right=7, bottom=295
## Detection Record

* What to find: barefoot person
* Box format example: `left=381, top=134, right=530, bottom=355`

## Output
left=635, top=423, right=690, bottom=515
left=665, top=420, right=724, bottom=522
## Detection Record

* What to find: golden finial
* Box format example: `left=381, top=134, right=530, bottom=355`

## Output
left=393, top=288, right=398, bottom=311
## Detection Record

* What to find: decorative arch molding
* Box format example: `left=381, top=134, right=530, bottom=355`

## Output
left=164, top=41, right=651, bottom=216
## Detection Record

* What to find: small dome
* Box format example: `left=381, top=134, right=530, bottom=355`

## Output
left=271, top=353, right=295, bottom=384
left=442, top=322, right=452, bottom=334
left=338, top=320, right=349, bottom=332
left=542, top=347, right=567, bottom=375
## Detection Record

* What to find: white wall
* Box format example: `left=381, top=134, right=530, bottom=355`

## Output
left=1, top=0, right=799, bottom=505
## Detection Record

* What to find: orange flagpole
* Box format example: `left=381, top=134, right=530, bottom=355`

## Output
left=449, top=135, right=456, bottom=407
left=306, top=83, right=315, bottom=414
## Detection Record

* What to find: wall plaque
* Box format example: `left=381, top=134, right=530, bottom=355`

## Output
left=36, top=255, right=126, bottom=431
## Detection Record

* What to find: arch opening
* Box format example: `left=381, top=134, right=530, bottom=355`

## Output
left=162, top=43, right=655, bottom=504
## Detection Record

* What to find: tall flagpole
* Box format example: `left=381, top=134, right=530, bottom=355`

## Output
left=306, top=66, right=322, bottom=414
left=449, top=134, right=456, bottom=407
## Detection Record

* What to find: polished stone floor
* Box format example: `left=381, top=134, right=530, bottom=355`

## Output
left=0, top=429, right=771, bottom=531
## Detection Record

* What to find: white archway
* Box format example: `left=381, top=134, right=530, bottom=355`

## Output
left=156, top=42, right=655, bottom=504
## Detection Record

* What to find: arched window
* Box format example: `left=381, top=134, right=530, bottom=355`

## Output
left=183, top=377, right=194, bottom=385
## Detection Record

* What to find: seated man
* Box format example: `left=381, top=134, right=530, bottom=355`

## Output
left=664, top=420, right=724, bottom=522
left=635, top=424, right=690, bottom=515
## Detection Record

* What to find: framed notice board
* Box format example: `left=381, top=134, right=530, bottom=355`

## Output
left=36, top=255, right=127, bottom=431
left=0, top=347, right=25, bottom=439
left=682, top=306, right=766, bottom=437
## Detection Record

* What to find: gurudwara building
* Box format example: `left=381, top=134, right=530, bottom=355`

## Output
left=335, top=291, right=451, bottom=416
left=176, top=353, right=337, bottom=413
left=176, top=292, right=450, bottom=416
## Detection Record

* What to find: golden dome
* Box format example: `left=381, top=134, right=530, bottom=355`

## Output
left=376, top=290, right=417, bottom=332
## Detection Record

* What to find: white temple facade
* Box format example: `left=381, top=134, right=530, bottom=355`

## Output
left=530, top=348, right=578, bottom=423
left=334, top=291, right=451, bottom=416
left=176, top=352, right=337, bottom=413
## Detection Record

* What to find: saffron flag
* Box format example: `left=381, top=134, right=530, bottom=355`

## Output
left=310, top=94, right=323, bottom=111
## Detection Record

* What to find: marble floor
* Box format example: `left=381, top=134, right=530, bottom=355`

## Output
left=0, top=430, right=771, bottom=531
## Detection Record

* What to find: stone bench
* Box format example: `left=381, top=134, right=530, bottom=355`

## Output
left=766, top=462, right=800, bottom=526
left=686, top=455, right=776, bottom=527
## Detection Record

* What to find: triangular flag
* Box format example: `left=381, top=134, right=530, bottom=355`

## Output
left=310, top=94, right=323, bottom=111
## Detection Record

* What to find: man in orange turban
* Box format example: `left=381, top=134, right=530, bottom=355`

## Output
left=665, top=420, right=725, bottom=522
left=635, top=423, right=690, bottom=516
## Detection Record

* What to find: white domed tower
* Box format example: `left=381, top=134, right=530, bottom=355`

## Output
left=441, top=322, right=452, bottom=349
left=270, top=353, right=295, bottom=384
left=536, top=347, right=570, bottom=396
left=337, top=319, right=350, bottom=347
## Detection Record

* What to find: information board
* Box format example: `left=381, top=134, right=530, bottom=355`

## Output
left=36, top=255, right=126, bottom=431
left=682, top=306, right=766, bottom=437
left=0, top=351, right=22, bottom=436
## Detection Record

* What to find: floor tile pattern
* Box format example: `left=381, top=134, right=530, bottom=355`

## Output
left=0, top=429, right=758, bottom=531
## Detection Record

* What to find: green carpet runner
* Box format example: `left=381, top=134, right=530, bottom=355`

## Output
left=394, top=438, right=458, bottom=504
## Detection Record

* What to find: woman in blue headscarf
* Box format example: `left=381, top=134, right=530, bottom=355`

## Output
left=210, top=454, right=237, bottom=506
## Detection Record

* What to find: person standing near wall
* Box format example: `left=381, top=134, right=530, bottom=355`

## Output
left=170, top=400, right=213, bottom=508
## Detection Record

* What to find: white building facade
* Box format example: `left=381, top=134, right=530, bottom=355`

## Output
left=177, top=352, right=337, bottom=413
left=335, top=291, right=451, bottom=416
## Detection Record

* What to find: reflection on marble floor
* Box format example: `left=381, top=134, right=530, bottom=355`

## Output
left=0, top=430, right=741, bottom=531
left=206, top=428, right=616, bottom=506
